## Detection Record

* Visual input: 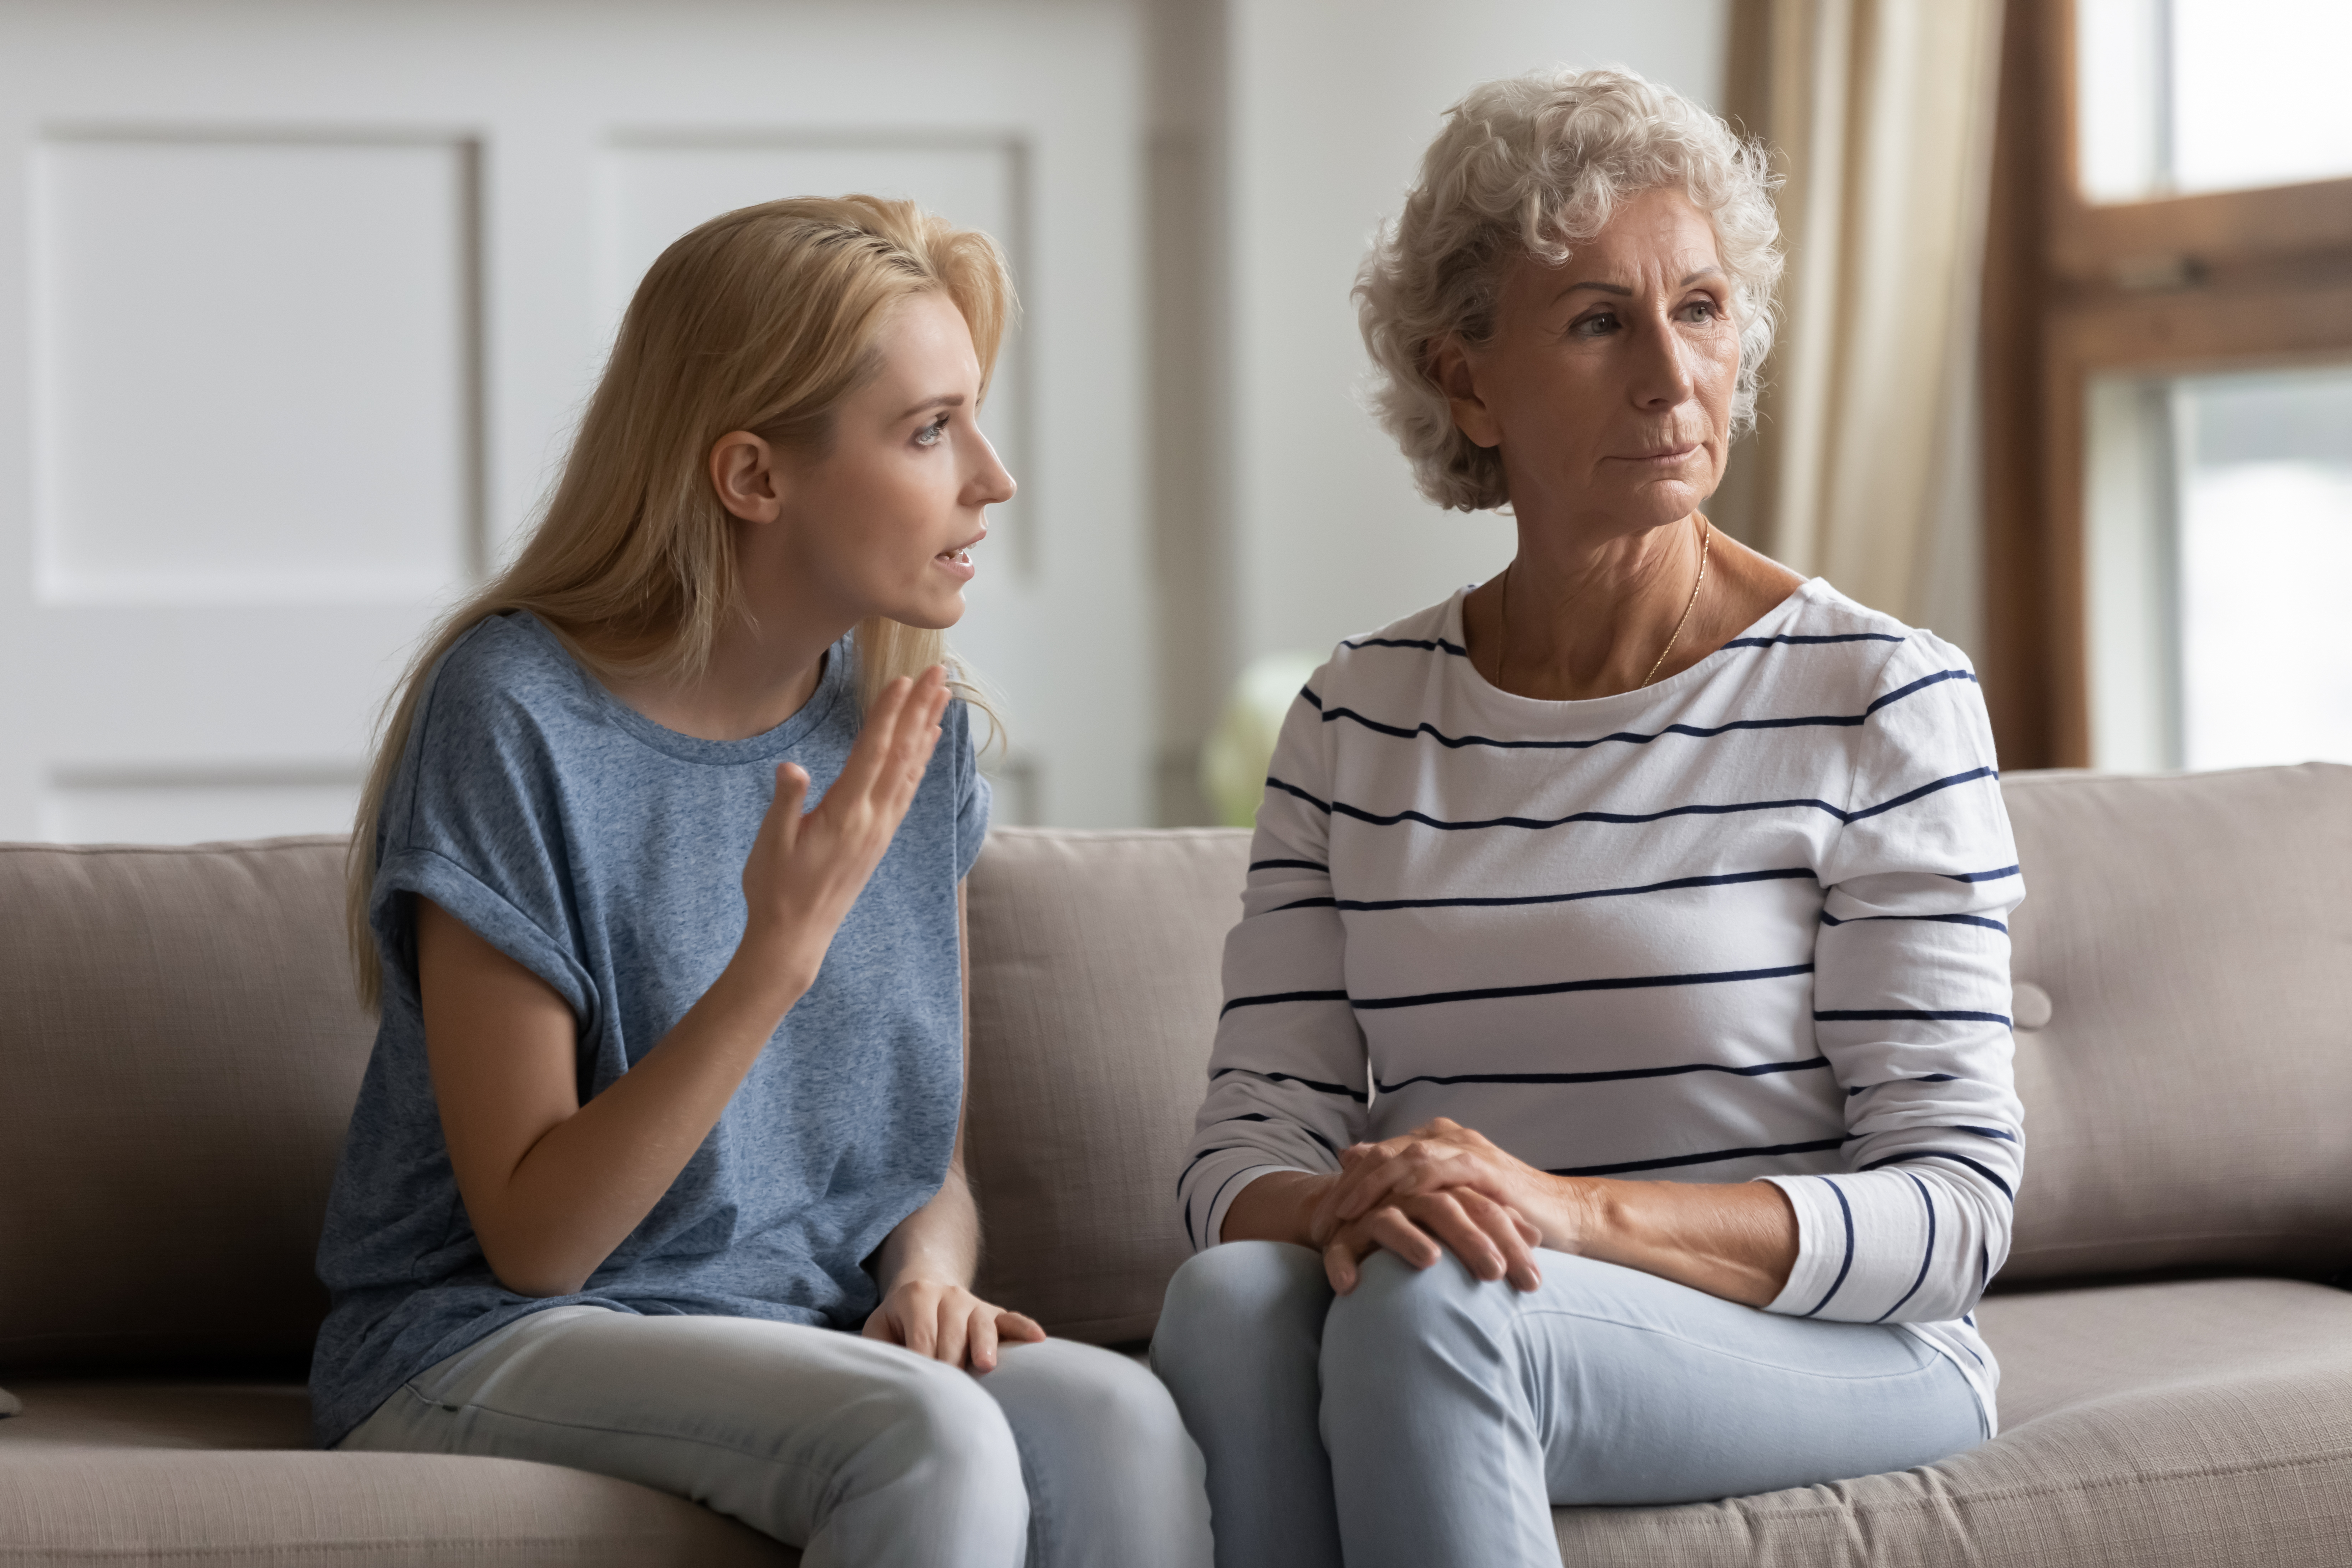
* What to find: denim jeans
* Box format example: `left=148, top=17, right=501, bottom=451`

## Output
left=1151, top=1242, right=1984, bottom=1568
left=341, top=1303, right=1212, bottom=1568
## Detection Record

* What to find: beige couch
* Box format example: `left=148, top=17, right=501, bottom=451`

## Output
left=2, top=764, right=2348, bottom=1566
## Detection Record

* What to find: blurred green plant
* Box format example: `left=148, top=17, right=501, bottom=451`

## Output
left=1198, top=651, right=1325, bottom=828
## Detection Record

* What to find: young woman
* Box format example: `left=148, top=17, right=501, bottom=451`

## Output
left=312, top=196, right=1210, bottom=1567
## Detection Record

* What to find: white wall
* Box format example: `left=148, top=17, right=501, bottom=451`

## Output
left=1222, top=0, right=1730, bottom=663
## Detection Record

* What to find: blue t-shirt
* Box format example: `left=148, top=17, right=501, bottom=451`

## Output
left=309, top=611, right=986, bottom=1447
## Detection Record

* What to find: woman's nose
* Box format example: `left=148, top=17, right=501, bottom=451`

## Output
left=1629, top=312, right=1697, bottom=408
left=968, top=429, right=1017, bottom=506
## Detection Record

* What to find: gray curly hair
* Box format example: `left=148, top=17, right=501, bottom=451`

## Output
left=1355, top=66, right=1784, bottom=514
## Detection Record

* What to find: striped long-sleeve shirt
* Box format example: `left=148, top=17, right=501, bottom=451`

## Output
left=1179, top=577, right=2025, bottom=1428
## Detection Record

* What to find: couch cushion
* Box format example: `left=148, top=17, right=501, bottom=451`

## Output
left=962, top=827, right=1249, bottom=1343
left=960, top=768, right=2352, bottom=1342
left=0, top=1379, right=789, bottom=1565
left=1551, top=1276, right=2352, bottom=1565
left=0, top=823, right=1253, bottom=1374
left=1996, top=764, right=2352, bottom=1284
left=6, top=762, right=2342, bottom=1373
left=0, top=838, right=377, bottom=1376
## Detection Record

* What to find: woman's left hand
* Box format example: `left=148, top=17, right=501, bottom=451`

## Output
left=863, top=1278, right=1046, bottom=1372
left=1310, top=1117, right=1585, bottom=1254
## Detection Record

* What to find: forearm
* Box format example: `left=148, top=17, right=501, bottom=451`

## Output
left=470, top=954, right=805, bottom=1296
left=870, top=1164, right=980, bottom=1294
left=1549, top=1176, right=1798, bottom=1308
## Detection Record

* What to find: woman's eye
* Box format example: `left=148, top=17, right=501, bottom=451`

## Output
left=1681, top=300, right=1721, bottom=323
left=913, top=415, right=950, bottom=448
left=1573, top=312, right=1618, bottom=337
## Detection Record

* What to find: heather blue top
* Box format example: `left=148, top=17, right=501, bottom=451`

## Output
left=309, top=611, right=986, bottom=1447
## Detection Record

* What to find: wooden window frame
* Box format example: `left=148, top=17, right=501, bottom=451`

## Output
left=1980, top=0, right=2352, bottom=768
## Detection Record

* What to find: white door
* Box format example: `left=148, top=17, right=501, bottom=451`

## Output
left=0, top=0, right=1147, bottom=841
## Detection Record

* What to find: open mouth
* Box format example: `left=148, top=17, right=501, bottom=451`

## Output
left=934, top=538, right=981, bottom=580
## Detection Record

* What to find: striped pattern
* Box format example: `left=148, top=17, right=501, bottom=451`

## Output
left=1178, top=578, right=2025, bottom=1429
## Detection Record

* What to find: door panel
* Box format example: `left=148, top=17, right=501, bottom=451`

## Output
left=33, top=134, right=480, bottom=605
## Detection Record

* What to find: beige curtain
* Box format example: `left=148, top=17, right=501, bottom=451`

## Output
left=1719, top=0, right=2006, bottom=639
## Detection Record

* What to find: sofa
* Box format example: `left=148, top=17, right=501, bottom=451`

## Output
left=1, top=762, right=2347, bottom=1566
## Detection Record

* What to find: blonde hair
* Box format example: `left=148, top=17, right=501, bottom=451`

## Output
left=1355, top=67, right=1783, bottom=513
left=346, top=194, right=1014, bottom=1012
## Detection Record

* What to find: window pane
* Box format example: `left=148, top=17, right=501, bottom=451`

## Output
left=2176, top=365, right=2352, bottom=769
left=2076, top=0, right=2167, bottom=204
left=2076, top=0, right=2352, bottom=203
left=2087, top=362, right=2352, bottom=771
left=2084, top=374, right=2180, bottom=769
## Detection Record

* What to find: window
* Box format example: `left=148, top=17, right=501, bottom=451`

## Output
left=2077, top=0, right=2352, bottom=203
left=1979, top=0, right=2352, bottom=769
left=2086, top=363, right=2352, bottom=769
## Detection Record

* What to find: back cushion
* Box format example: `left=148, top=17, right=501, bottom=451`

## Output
left=962, top=767, right=2352, bottom=1332
left=0, top=839, right=375, bottom=1375
left=963, top=827, right=1248, bottom=1344
left=1999, top=763, right=2352, bottom=1283
left=0, top=828, right=1239, bottom=1373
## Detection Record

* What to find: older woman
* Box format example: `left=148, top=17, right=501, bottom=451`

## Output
left=1151, top=67, right=2021, bottom=1568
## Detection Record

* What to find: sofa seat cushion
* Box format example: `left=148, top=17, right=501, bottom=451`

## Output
left=1550, top=1277, right=2352, bottom=1565
left=0, top=1379, right=789, bottom=1567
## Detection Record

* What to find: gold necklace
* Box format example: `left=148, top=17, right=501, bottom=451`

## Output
left=1495, top=515, right=1711, bottom=695
left=1640, top=516, right=1711, bottom=688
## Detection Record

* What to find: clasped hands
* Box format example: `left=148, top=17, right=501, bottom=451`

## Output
left=1308, top=1118, right=1587, bottom=1295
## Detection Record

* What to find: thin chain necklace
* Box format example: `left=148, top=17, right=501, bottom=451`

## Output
left=1495, top=514, right=1712, bottom=696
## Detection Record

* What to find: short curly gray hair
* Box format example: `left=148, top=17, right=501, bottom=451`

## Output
left=1355, top=66, right=1783, bottom=513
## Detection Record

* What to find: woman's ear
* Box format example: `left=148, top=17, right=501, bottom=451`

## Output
left=1430, top=338, right=1501, bottom=449
left=709, top=431, right=784, bottom=524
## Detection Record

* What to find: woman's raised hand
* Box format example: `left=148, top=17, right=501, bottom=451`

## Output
left=739, top=665, right=953, bottom=998
left=1309, top=1118, right=1575, bottom=1294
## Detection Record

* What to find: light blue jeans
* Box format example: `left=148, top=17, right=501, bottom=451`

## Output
left=1150, top=1242, right=1984, bottom=1568
left=341, top=1304, right=1212, bottom=1568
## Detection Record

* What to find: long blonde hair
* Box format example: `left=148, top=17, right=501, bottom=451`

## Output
left=346, top=194, right=1014, bottom=1012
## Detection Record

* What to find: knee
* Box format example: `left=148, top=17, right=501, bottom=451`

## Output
left=1152, top=1241, right=1325, bottom=1381
left=988, top=1342, right=1214, bottom=1562
left=853, top=1355, right=1024, bottom=1498
left=998, top=1341, right=1203, bottom=1479
left=1321, top=1249, right=1505, bottom=1383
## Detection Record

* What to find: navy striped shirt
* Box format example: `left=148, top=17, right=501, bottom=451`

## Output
left=1180, top=578, right=2024, bottom=1430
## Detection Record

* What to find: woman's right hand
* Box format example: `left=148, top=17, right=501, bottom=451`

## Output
left=737, top=665, right=953, bottom=997
left=1224, top=1168, right=1545, bottom=1295
left=1315, top=1185, right=1545, bottom=1295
